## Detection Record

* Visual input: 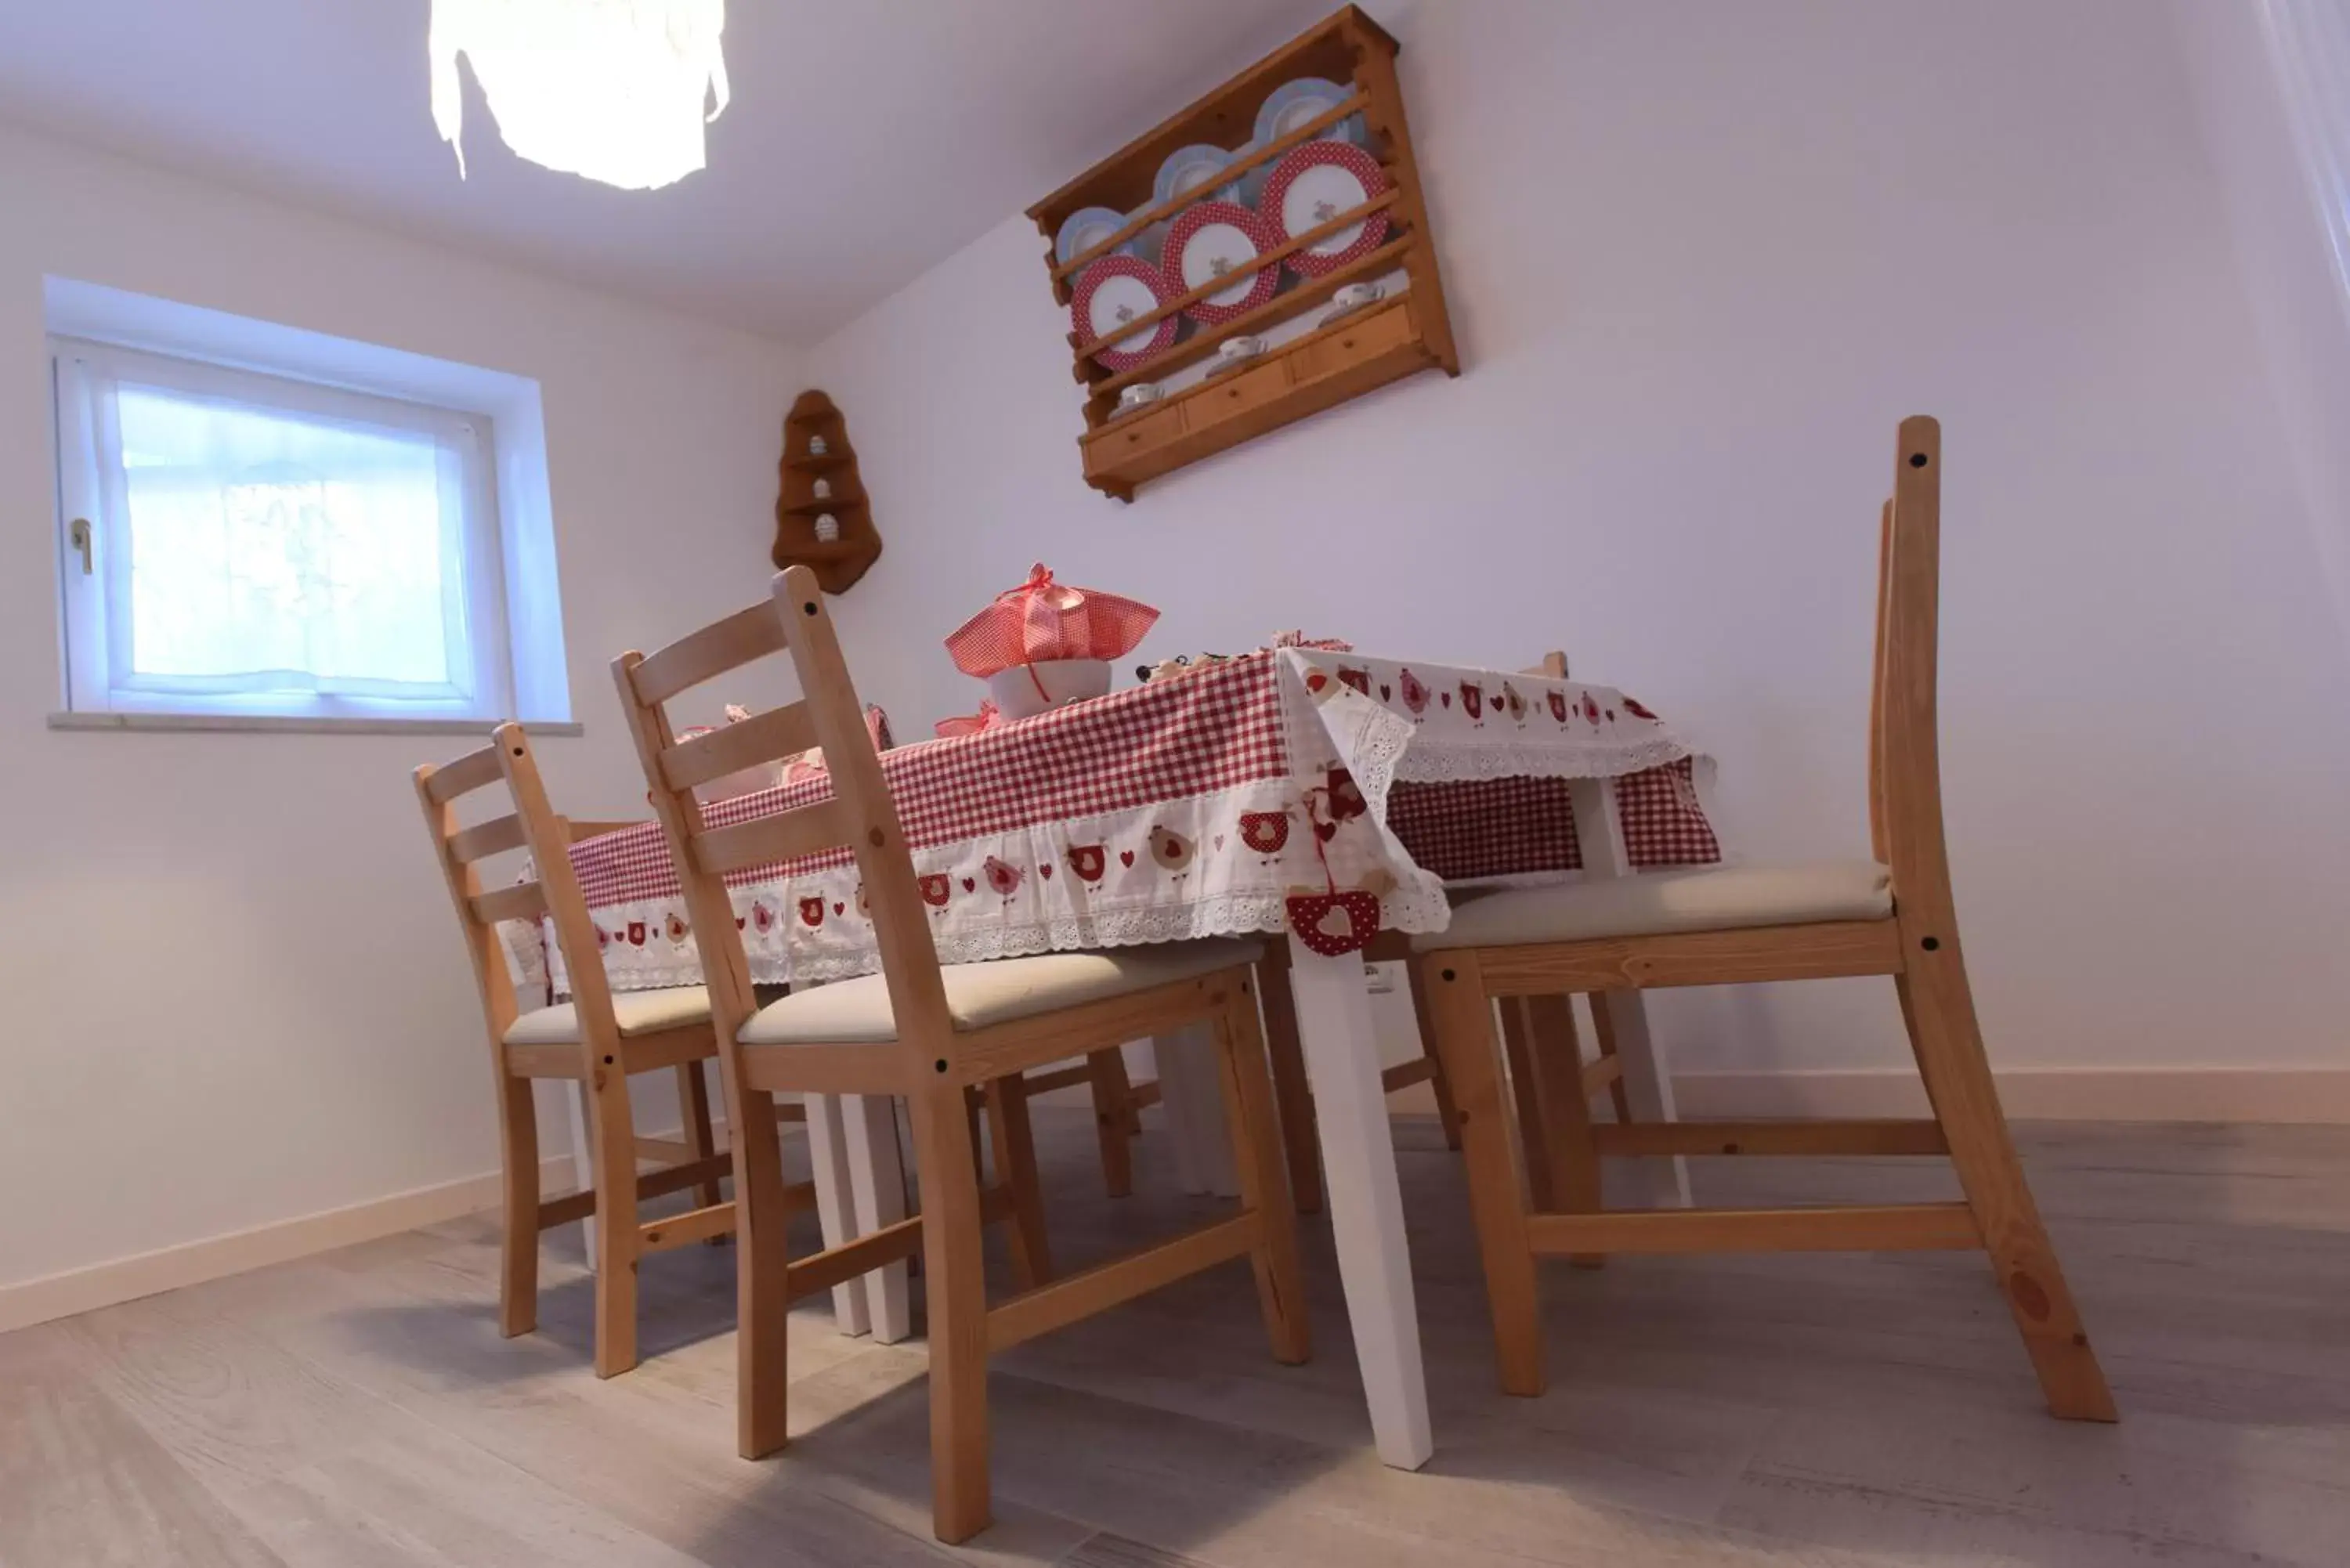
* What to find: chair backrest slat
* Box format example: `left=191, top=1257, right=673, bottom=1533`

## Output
left=565, top=817, right=645, bottom=844
left=1868, top=499, right=1894, bottom=865
left=469, top=878, right=550, bottom=927
left=449, top=812, right=530, bottom=865
left=615, top=565, right=956, bottom=1084
left=692, top=797, right=855, bottom=877
left=415, top=724, right=624, bottom=1057
left=627, top=602, right=789, bottom=707
left=423, top=743, right=504, bottom=804
left=660, top=701, right=818, bottom=793
left=1875, top=415, right=1955, bottom=925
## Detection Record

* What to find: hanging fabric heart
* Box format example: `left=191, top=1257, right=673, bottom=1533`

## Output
left=1285, top=887, right=1382, bottom=958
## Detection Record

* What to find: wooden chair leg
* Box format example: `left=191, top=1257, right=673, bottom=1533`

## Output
left=1405, top=966, right=1465, bottom=1150
left=1213, top=977, right=1312, bottom=1365
left=984, top=1076, right=1053, bottom=1288
left=1498, top=999, right=1556, bottom=1212
left=1419, top=954, right=1544, bottom=1396
left=1086, top=1048, right=1137, bottom=1198
left=1253, top=956, right=1324, bottom=1213
left=909, top=1076, right=992, bottom=1543
left=495, top=1067, right=540, bottom=1338
left=1896, top=965, right=2116, bottom=1421
left=1523, top=995, right=1606, bottom=1269
left=966, top=1089, right=986, bottom=1186
left=1586, top=994, right=1635, bottom=1123
left=676, top=1060, right=724, bottom=1211
left=729, top=1082, right=795, bottom=1458
left=585, top=1045, right=642, bottom=1379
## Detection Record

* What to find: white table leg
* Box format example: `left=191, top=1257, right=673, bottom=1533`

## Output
left=801, top=1094, right=872, bottom=1335
left=1154, top=1025, right=1238, bottom=1198
left=567, top=1081, right=598, bottom=1269
left=1286, top=930, right=1433, bottom=1470
left=839, top=1093, right=911, bottom=1343
left=1567, top=777, right=1692, bottom=1207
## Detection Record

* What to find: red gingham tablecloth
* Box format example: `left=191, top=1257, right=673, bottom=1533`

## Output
left=532, top=648, right=1719, bottom=995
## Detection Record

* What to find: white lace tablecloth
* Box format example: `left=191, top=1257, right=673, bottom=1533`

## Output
left=517, top=648, right=1716, bottom=999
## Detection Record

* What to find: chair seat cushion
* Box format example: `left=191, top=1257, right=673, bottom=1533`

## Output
left=1416, top=862, right=1893, bottom=951
left=504, top=985, right=712, bottom=1046
left=739, top=940, right=1264, bottom=1047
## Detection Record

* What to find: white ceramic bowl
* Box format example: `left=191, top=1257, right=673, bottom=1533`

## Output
left=986, top=658, right=1112, bottom=720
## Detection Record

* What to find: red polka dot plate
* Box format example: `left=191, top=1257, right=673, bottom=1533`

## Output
left=1162, top=201, right=1282, bottom=326
left=1071, top=253, right=1178, bottom=371
left=1263, top=140, right=1391, bottom=278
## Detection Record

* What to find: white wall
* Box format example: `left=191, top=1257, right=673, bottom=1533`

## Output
left=0, top=124, right=798, bottom=1302
left=808, top=0, right=2350, bottom=1079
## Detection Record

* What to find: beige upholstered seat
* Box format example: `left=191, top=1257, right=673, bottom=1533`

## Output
left=1417, top=862, right=1893, bottom=952
left=739, top=940, right=1264, bottom=1046
left=504, top=985, right=712, bottom=1046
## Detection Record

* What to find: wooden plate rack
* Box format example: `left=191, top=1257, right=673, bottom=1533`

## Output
left=1027, top=5, right=1458, bottom=501
left=772, top=389, right=882, bottom=593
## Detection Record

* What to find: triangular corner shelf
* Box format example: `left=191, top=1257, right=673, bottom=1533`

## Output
left=772, top=389, right=883, bottom=592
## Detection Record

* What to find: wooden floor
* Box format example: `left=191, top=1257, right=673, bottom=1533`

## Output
left=7, top=1109, right=2348, bottom=1567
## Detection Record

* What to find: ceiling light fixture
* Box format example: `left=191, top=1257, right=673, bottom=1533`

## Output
left=429, top=0, right=729, bottom=192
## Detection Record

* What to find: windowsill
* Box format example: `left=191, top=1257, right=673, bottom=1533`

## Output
left=48, top=711, right=584, bottom=737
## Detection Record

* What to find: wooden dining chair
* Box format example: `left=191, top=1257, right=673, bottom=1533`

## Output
left=1413, top=417, right=2114, bottom=1422
left=414, top=725, right=750, bottom=1378
left=613, top=565, right=1311, bottom=1543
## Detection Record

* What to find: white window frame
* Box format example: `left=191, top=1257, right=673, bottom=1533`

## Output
left=50, top=335, right=522, bottom=725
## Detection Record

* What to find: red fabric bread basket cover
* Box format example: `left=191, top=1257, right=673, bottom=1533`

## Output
left=943, top=562, right=1159, bottom=679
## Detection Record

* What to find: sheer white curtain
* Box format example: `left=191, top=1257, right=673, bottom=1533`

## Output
left=53, top=338, right=507, bottom=717
left=99, top=385, right=472, bottom=698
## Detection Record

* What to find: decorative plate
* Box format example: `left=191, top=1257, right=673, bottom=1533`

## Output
left=1162, top=201, right=1282, bottom=326
left=1055, top=205, right=1136, bottom=267
left=1254, top=77, right=1365, bottom=147
left=1264, top=140, right=1391, bottom=279
left=1152, top=143, right=1242, bottom=207
left=1071, top=254, right=1178, bottom=370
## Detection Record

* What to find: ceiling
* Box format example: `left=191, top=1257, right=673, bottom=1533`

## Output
left=0, top=0, right=1340, bottom=344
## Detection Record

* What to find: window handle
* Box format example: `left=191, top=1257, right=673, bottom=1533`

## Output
left=68, top=518, right=92, bottom=576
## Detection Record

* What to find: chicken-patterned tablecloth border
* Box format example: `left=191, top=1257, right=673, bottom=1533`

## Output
left=514, top=648, right=1718, bottom=995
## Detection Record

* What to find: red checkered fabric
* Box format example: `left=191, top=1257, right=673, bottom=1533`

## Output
left=569, top=652, right=1286, bottom=907
left=1388, top=758, right=1719, bottom=881
left=1615, top=756, right=1720, bottom=868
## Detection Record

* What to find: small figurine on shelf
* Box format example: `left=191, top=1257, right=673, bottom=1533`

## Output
left=808, top=434, right=829, bottom=457
left=812, top=475, right=832, bottom=499
left=814, top=513, right=841, bottom=544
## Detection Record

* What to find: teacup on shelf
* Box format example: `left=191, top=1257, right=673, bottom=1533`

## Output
left=1208, top=335, right=1267, bottom=377
left=1321, top=280, right=1385, bottom=326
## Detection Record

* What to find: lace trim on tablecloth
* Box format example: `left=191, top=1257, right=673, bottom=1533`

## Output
left=1386, top=732, right=1695, bottom=784
left=792, top=891, right=1303, bottom=981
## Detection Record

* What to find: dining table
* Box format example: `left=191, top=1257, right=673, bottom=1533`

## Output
left=514, top=641, right=1720, bottom=1470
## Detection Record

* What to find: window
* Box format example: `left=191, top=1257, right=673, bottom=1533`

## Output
left=50, top=337, right=526, bottom=724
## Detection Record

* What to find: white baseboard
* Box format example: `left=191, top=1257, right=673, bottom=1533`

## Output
left=0, top=1153, right=577, bottom=1338
left=1670, top=1065, right=2350, bottom=1124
